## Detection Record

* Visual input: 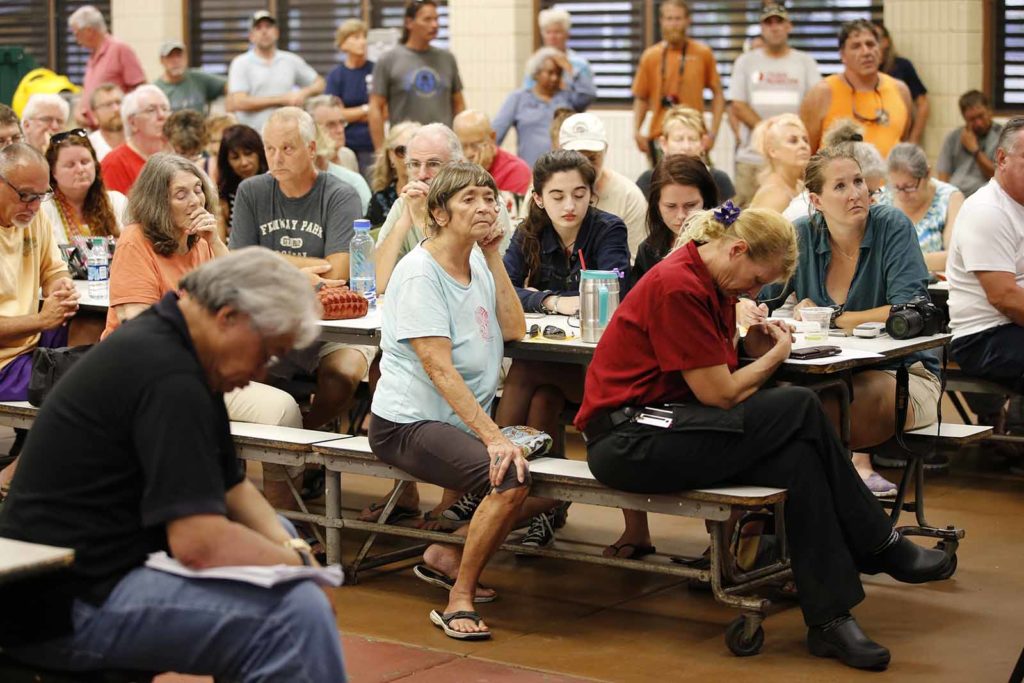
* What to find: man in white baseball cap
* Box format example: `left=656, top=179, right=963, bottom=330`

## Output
left=559, top=113, right=647, bottom=261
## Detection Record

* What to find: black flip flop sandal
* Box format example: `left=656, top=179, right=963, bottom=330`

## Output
left=429, top=609, right=491, bottom=640
left=413, top=564, right=496, bottom=603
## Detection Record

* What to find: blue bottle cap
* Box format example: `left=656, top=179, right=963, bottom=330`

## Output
left=354, top=219, right=371, bottom=231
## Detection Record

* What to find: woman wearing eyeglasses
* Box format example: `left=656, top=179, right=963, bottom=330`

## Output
left=366, top=121, right=420, bottom=228
left=216, top=124, right=267, bottom=240
left=754, top=146, right=942, bottom=498
left=42, top=129, right=127, bottom=245
left=877, top=143, right=963, bottom=272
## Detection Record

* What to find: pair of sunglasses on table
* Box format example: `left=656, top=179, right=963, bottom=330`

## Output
left=527, top=314, right=580, bottom=340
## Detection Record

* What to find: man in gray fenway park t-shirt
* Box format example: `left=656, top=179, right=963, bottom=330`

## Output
left=368, top=0, right=465, bottom=150
left=229, top=107, right=372, bottom=455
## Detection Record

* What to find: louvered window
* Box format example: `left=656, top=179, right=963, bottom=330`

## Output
left=540, top=1, right=882, bottom=105
left=0, top=0, right=111, bottom=86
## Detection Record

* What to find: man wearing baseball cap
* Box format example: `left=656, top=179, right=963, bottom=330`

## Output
left=227, top=11, right=325, bottom=131
left=728, top=3, right=821, bottom=205
left=155, top=41, right=227, bottom=115
left=559, top=113, right=648, bottom=261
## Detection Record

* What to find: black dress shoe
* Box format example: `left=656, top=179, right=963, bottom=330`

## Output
left=807, top=615, right=891, bottom=670
left=860, top=535, right=954, bottom=584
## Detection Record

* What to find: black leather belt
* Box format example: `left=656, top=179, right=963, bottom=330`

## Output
left=581, top=406, right=639, bottom=443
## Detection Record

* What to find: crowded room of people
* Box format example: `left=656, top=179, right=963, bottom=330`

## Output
left=0, top=1, right=1022, bottom=681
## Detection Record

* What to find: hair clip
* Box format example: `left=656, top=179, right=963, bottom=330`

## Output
left=713, top=200, right=741, bottom=226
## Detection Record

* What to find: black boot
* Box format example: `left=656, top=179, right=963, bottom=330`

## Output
left=860, top=534, right=954, bottom=584
left=807, top=614, right=890, bottom=670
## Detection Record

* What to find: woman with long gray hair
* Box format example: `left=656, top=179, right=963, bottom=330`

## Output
left=102, top=153, right=309, bottom=512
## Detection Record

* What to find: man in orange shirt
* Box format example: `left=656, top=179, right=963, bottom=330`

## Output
left=632, top=0, right=725, bottom=163
left=800, top=20, right=913, bottom=156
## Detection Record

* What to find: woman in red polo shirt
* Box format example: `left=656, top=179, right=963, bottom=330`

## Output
left=575, top=204, right=953, bottom=671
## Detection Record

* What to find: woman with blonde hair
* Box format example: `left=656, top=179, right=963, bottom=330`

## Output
left=325, top=18, right=375, bottom=174
left=636, top=106, right=734, bottom=203
left=759, top=145, right=942, bottom=497
left=747, top=113, right=811, bottom=216
left=577, top=201, right=953, bottom=671
left=366, top=120, right=420, bottom=226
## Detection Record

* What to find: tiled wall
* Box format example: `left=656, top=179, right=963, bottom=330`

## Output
left=111, top=0, right=183, bottom=83
left=884, top=0, right=985, bottom=160
left=110, top=0, right=986, bottom=165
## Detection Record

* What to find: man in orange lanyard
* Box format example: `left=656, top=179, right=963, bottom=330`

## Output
left=631, top=0, right=725, bottom=165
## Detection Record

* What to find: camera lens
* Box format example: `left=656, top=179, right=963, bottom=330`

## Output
left=886, top=310, right=923, bottom=339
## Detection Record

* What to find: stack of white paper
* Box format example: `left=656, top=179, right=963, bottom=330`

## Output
left=146, top=552, right=344, bottom=588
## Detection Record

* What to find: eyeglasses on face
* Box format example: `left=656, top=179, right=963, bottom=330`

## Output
left=0, top=173, right=53, bottom=204
left=29, top=115, right=67, bottom=128
left=892, top=178, right=923, bottom=194
left=136, top=104, right=171, bottom=117
left=0, top=133, right=23, bottom=147
left=50, top=128, right=90, bottom=147
left=405, top=159, right=445, bottom=173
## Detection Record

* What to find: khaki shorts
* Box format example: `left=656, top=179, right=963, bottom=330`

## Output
left=878, top=361, right=942, bottom=429
left=269, top=342, right=377, bottom=382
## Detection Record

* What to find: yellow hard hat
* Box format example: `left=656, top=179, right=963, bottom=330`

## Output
left=11, top=68, right=82, bottom=117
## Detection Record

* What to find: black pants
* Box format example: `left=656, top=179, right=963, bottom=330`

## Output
left=951, top=323, right=1024, bottom=417
left=586, top=386, right=893, bottom=627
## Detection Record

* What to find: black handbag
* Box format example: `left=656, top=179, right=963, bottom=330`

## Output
left=27, top=344, right=92, bottom=407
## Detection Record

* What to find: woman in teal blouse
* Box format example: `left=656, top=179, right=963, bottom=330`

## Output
left=757, top=146, right=942, bottom=497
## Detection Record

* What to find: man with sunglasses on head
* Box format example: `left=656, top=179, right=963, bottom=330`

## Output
left=0, top=105, right=23, bottom=150
left=20, top=95, right=70, bottom=154
left=101, top=85, right=171, bottom=194
left=375, top=123, right=512, bottom=295
left=800, top=19, right=912, bottom=156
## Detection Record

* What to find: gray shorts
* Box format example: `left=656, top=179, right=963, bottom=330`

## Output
left=368, top=415, right=531, bottom=495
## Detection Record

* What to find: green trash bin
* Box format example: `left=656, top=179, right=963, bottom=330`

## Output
left=0, top=47, right=38, bottom=108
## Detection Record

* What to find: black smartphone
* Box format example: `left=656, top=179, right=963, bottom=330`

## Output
left=789, top=345, right=842, bottom=360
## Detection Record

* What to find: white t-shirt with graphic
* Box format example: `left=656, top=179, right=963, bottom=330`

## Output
left=728, top=47, right=821, bottom=165
left=372, top=244, right=502, bottom=433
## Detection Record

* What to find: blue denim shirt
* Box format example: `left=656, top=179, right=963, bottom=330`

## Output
left=760, top=204, right=940, bottom=377
left=504, top=207, right=632, bottom=313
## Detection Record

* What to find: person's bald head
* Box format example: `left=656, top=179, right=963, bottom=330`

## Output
left=0, top=143, right=51, bottom=228
left=453, top=109, right=497, bottom=169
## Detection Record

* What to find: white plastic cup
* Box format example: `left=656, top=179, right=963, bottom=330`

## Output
left=800, top=307, right=833, bottom=342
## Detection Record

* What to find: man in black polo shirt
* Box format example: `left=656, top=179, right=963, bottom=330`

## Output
left=0, top=248, right=347, bottom=681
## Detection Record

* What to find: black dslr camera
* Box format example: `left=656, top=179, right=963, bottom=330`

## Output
left=885, top=296, right=945, bottom=339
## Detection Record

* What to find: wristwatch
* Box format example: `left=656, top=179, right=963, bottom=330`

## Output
left=829, top=304, right=844, bottom=328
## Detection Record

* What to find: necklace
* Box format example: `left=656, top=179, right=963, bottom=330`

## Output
left=830, top=237, right=859, bottom=261
left=843, top=74, right=889, bottom=126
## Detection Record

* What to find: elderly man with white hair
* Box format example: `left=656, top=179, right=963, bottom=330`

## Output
left=375, top=123, right=514, bottom=293
left=100, top=84, right=171, bottom=194
left=522, top=8, right=596, bottom=112
left=20, top=94, right=70, bottom=154
left=230, top=107, right=370, bottom=432
left=69, top=5, right=145, bottom=127
left=0, top=249, right=347, bottom=682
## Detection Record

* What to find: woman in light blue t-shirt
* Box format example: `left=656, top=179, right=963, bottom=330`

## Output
left=369, top=162, right=555, bottom=642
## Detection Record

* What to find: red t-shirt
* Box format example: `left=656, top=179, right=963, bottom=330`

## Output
left=488, top=147, right=531, bottom=196
left=575, top=241, right=738, bottom=430
left=100, top=144, right=147, bottom=195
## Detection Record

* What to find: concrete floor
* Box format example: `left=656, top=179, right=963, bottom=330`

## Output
left=6, top=425, right=1023, bottom=682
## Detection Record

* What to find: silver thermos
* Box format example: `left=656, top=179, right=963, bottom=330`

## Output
left=579, top=269, right=620, bottom=343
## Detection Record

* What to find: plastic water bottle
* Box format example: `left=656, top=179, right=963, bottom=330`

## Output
left=86, top=237, right=109, bottom=298
left=349, top=219, right=376, bottom=310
